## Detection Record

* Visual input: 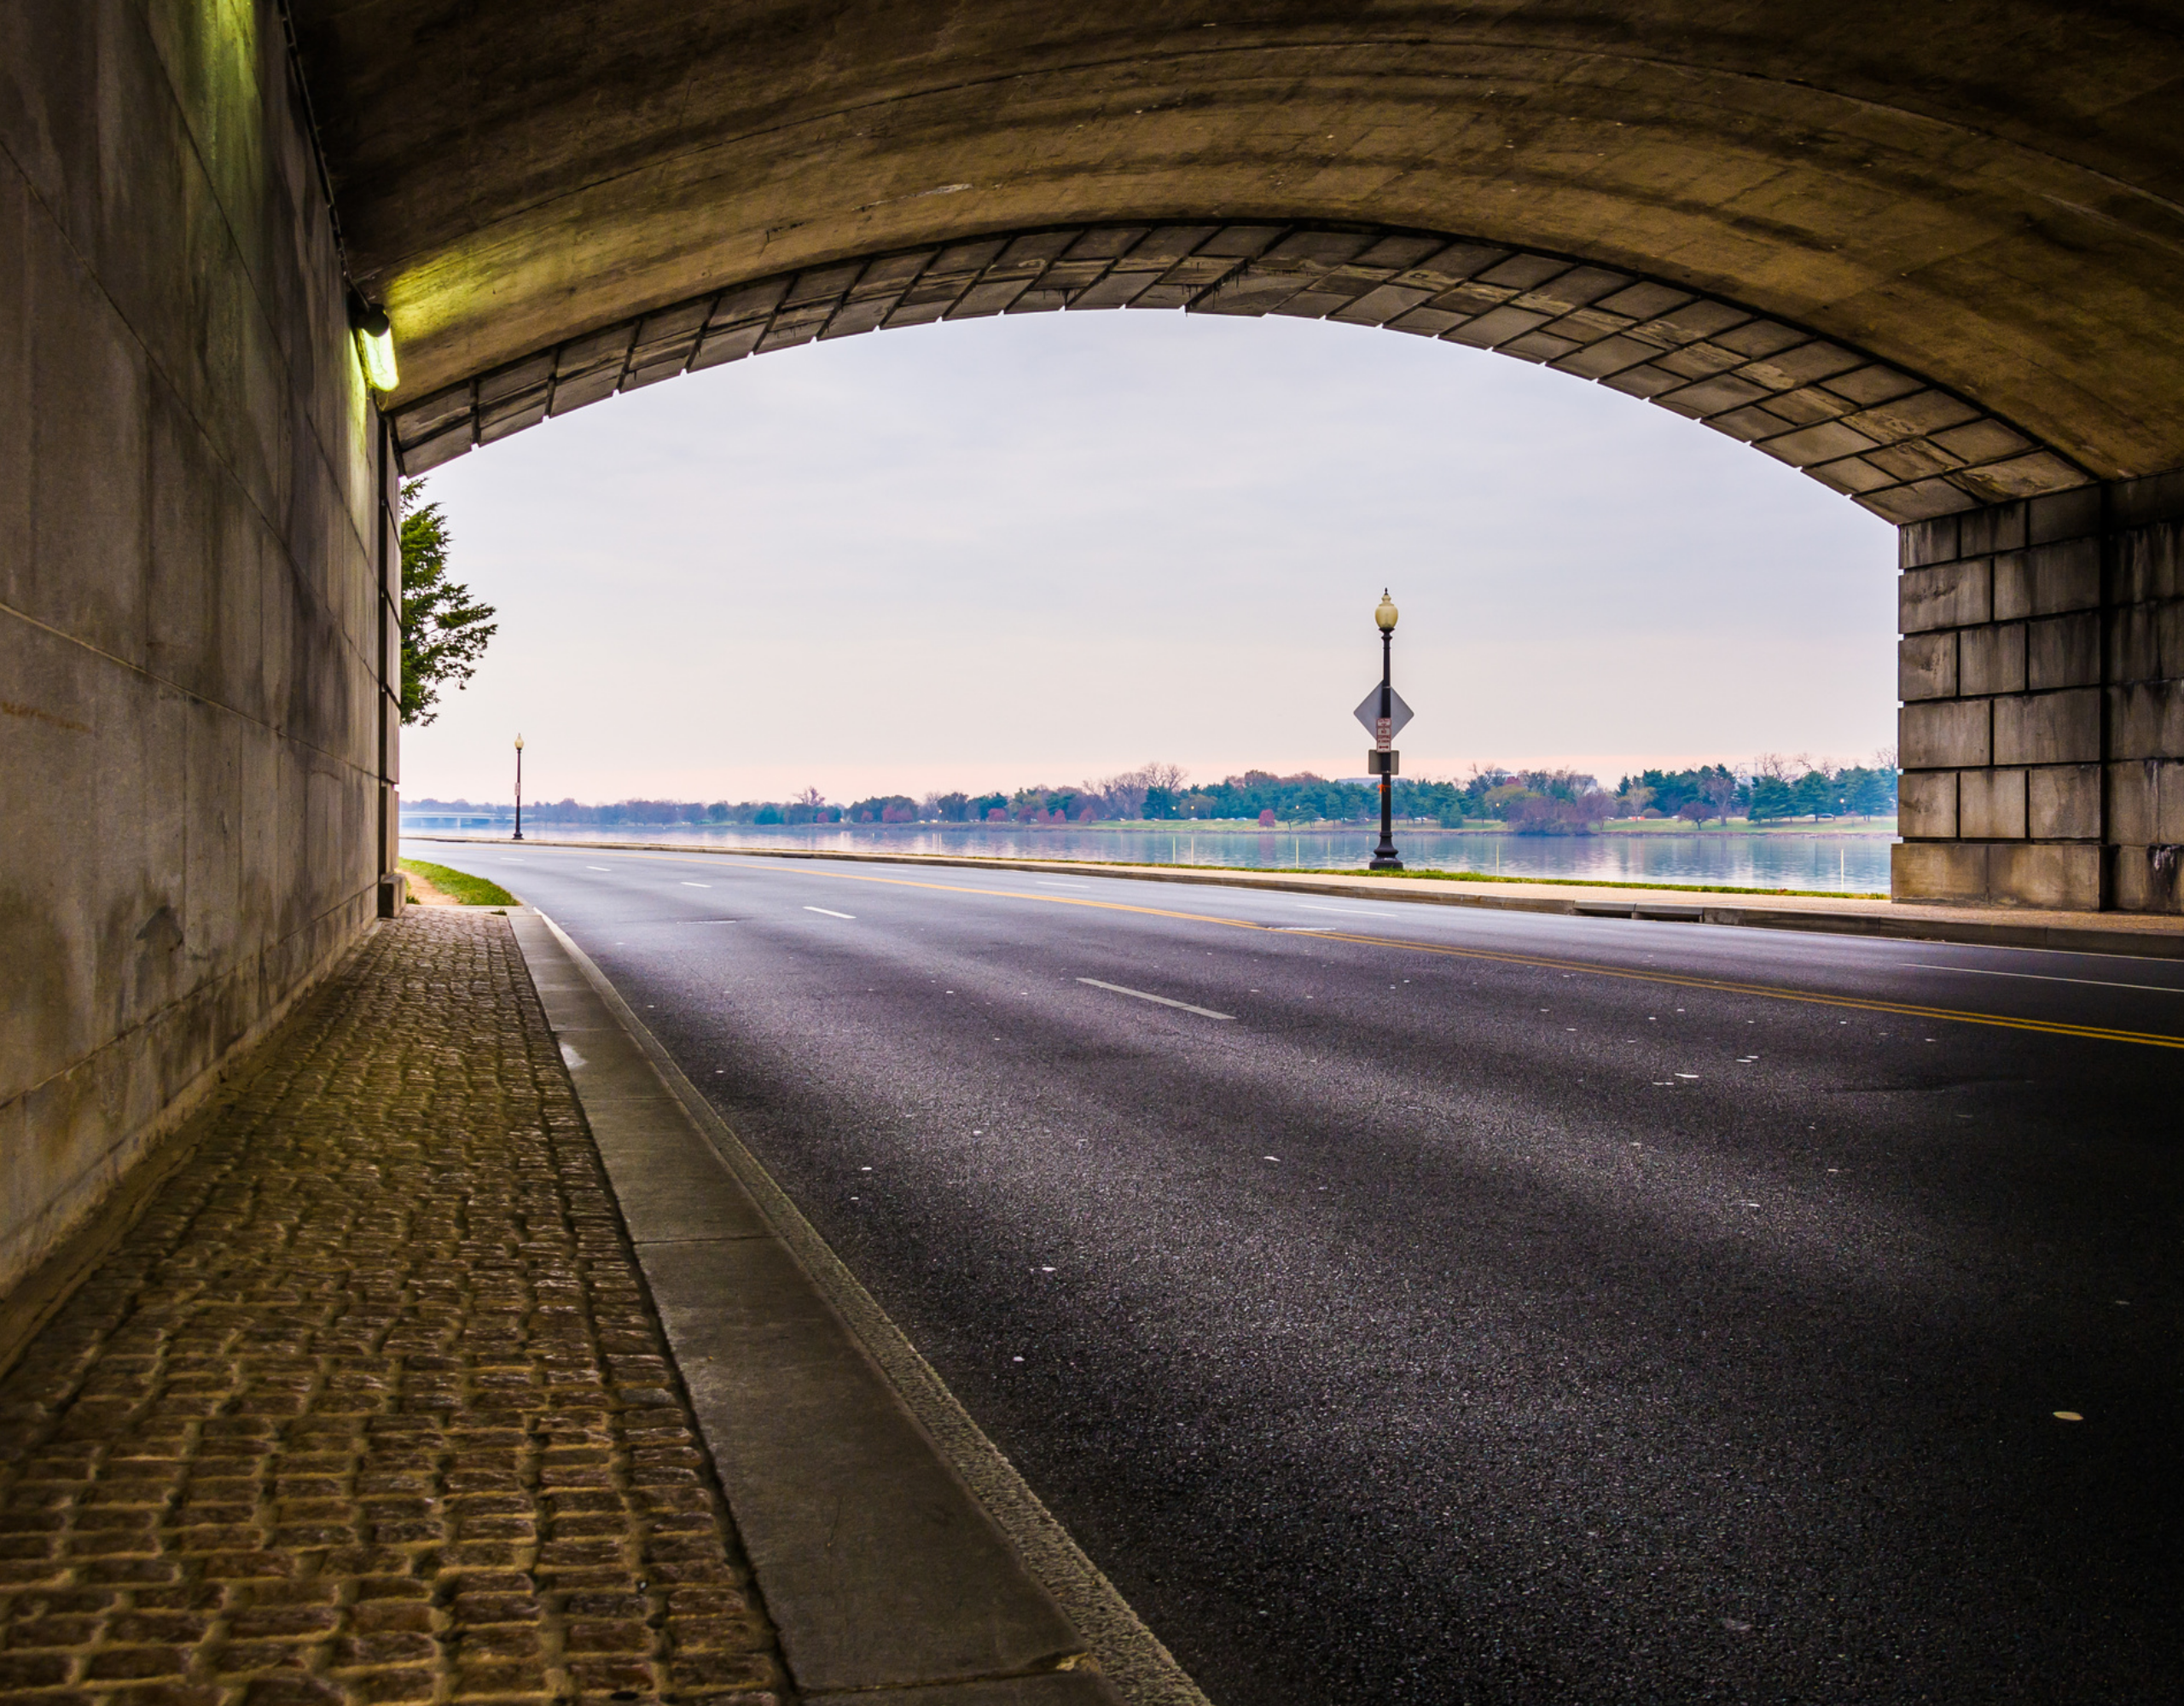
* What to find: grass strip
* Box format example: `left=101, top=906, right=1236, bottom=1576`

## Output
left=399, top=858, right=519, bottom=908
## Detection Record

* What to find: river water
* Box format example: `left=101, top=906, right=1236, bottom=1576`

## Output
left=405, top=819, right=1895, bottom=894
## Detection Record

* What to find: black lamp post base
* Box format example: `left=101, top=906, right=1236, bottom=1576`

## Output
left=1369, top=850, right=1403, bottom=870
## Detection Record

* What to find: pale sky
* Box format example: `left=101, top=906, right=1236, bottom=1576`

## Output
left=401, top=309, right=1897, bottom=806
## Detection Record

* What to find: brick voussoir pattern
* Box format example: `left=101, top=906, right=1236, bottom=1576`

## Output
left=0, top=912, right=788, bottom=1706
left=391, top=219, right=2092, bottom=524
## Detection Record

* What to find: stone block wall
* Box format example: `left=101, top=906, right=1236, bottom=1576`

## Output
left=1895, top=473, right=2184, bottom=910
left=0, top=3, right=396, bottom=1293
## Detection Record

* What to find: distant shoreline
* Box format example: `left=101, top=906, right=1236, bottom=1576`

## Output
left=1599, top=818, right=1896, bottom=838
left=400, top=815, right=1898, bottom=838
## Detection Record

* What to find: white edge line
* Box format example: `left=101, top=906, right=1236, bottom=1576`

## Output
left=804, top=906, right=857, bottom=919
left=1902, top=962, right=2184, bottom=994
left=527, top=910, right=1209, bottom=1706
left=1077, top=977, right=1234, bottom=1020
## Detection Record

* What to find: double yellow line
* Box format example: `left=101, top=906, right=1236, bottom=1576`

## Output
left=1300, top=927, right=2182, bottom=1048
left=683, top=856, right=2184, bottom=1052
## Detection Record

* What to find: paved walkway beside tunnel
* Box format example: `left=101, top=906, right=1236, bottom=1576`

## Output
left=0, top=911, right=788, bottom=1706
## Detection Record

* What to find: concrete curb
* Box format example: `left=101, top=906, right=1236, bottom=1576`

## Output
left=502, top=908, right=1209, bottom=1706
left=415, top=836, right=2184, bottom=961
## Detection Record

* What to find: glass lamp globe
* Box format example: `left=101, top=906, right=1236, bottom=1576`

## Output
left=1374, top=590, right=1399, bottom=631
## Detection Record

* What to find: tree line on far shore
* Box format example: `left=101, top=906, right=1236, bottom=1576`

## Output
left=392, top=498, right=1896, bottom=836
left=409, top=755, right=1897, bottom=836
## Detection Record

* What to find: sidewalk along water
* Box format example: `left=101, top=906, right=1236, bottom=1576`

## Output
left=404, top=821, right=1896, bottom=895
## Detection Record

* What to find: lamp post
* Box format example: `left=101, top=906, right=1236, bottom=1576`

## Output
left=513, top=734, right=525, bottom=842
left=1370, top=591, right=1403, bottom=870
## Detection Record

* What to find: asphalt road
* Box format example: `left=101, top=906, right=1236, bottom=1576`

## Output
left=408, top=839, right=2184, bottom=1703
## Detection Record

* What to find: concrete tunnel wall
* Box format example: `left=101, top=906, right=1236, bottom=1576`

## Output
left=0, top=3, right=399, bottom=1297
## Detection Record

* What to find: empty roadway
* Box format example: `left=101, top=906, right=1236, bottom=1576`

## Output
left=407, top=839, right=2184, bottom=1703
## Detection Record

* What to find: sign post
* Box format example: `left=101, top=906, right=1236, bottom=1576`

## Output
left=1356, top=592, right=1410, bottom=870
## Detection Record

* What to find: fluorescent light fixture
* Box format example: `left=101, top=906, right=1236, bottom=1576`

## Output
left=351, top=299, right=398, bottom=392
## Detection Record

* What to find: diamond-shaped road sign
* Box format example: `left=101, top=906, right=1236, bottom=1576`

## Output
left=1354, top=685, right=1414, bottom=738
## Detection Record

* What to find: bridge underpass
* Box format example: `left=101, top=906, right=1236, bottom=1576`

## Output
left=3, top=1, right=2181, bottom=1695
left=288, top=0, right=2184, bottom=922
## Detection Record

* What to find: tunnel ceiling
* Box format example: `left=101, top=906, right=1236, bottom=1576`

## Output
left=291, top=1, right=2184, bottom=503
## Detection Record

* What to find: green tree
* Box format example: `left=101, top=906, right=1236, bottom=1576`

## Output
left=1748, top=776, right=1797, bottom=821
left=1792, top=769, right=1838, bottom=818
left=1843, top=767, right=1896, bottom=818
left=398, top=479, right=497, bottom=725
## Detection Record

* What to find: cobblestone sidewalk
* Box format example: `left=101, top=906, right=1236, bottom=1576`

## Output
left=0, top=911, right=789, bottom=1706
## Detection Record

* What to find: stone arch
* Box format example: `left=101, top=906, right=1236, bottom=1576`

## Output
left=388, top=218, right=2088, bottom=525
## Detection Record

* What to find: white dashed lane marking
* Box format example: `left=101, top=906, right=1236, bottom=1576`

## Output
left=1077, top=978, right=1234, bottom=1020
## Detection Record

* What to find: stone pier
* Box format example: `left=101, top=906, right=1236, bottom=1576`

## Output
left=1896, top=473, right=2184, bottom=912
